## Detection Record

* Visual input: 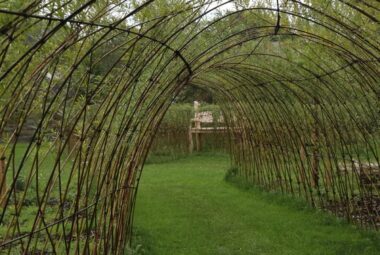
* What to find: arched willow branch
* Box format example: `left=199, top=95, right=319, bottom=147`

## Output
left=0, top=0, right=378, bottom=253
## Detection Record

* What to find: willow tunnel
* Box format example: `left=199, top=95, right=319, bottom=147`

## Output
left=0, top=0, right=378, bottom=254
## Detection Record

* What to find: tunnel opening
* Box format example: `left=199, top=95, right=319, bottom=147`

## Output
left=0, top=0, right=378, bottom=253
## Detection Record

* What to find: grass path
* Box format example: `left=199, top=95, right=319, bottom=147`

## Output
left=133, top=154, right=380, bottom=255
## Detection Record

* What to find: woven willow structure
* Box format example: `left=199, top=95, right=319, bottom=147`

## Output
left=0, top=0, right=378, bottom=253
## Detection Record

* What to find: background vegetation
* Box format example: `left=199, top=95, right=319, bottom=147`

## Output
left=0, top=0, right=378, bottom=254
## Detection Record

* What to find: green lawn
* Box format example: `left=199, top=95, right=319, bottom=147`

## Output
left=133, top=154, right=380, bottom=255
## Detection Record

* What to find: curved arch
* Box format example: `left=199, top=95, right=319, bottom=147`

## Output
left=0, top=0, right=378, bottom=253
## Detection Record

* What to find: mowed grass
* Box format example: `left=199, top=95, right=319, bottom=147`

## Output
left=133, top=154, right=380, bottom=255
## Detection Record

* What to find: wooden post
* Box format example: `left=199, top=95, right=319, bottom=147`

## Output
left=193, top=101, right=201, bottom=152
left=194, top=100, right=200, bottom=114
left=188, top=125, right=193, bottom=154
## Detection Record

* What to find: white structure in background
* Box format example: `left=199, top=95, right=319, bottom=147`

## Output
left=189, top=101, right=226, bottom=153
left=192, top=101, right=225, bottom=126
